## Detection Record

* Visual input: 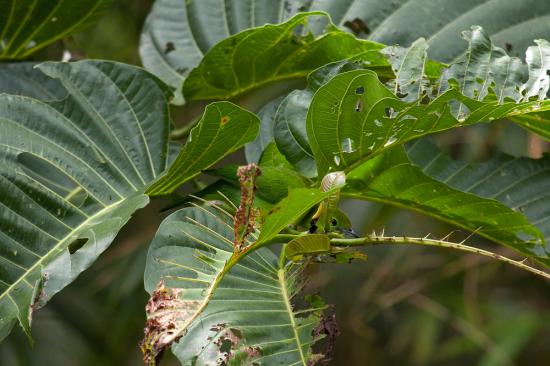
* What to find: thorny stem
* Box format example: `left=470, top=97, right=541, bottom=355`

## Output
left=331, top=235, right=550, bottom=281
left=258, top=233, right=550, bottom=281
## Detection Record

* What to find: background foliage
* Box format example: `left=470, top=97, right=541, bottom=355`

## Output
left=0, top=0, right=549, bottom=365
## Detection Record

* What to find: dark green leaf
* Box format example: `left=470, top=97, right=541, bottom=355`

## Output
left=0, top=63, right=65, bottom=99
left=182, top=12, right=387, bottom=101
left=0, top=0, right=110, bottom=59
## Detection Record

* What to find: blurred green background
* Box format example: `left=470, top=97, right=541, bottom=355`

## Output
left=1, top=1, right=549, bottom=365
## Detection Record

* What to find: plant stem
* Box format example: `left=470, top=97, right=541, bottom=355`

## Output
left=331, top=235, right=550, bottom=281
left=170, top=116, right=201, bottom=140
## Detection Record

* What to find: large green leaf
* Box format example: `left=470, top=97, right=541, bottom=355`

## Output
left=0, top=0, right=110, bottom=59
left=0, top=61, right=171, bottom=340
left=0, top=63, right=65, bottom=99
left=146, top=102, right=260, bottom=195
left=307, top=27, right=550, bottom=177
left=140, top=0, right=550, bottom=103
left=143, top=204, right=326, bottom=365
left=183, top=12, right=387, bottom=101
left=406, top=139, right=550, bottom=265
left=344, top=147, right=549, bottom=266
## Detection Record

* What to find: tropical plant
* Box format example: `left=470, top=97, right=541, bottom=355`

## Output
left=1, top=1, right=550, bottom=366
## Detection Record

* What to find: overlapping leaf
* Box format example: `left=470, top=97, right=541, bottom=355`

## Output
left=141, top=0, right=550, bottom=104
left=407, top=139, right=550, bottom=265
left=0, top=0, right=110, bottom=59
left=183, top=12, right=387, bottom=101
left=0, top=60, right=171, bottom=341
left=344, top=147, right=548, bottom=266
left=307, top=27, right=550, bottom=177
left=143, top=204, right=327, bottom=365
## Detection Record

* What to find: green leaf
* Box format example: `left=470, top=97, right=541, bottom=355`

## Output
left=258, top=141, right=294, bottom=170
left=285, top=234, right=330, bottom=261
left=274, top=89, right=318, bottom=178
left=0, top=63, right=65, bottom=99
left=344, top=147, right=548, bottom=266
left=407, top=139, right=550, bottom=266
left=381, top=38, right=431, bottom=102
left=257, top=188, right=333, bottom=245
left=0, top=60, right=172, bottom=340
left=0, top=0, right=110, bottom=59
left=183, top=12, right=387, bottom=101
left=306, top=30, right=550, bottom=177
left=244, top=96, right=282, bottom=164
left=140, top=0, right=550, bottom=103
left=143, top=204, right=326, bottom=365
left=146, top=102, right=260, bottom=196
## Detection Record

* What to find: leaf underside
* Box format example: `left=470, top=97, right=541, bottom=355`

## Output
left=143, top=203, right=326, bottom=366
left=0, top=60, right=171, bottom=341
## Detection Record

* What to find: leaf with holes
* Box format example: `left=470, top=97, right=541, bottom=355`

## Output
left=0, top=0, right=110, bottom=59
left=0, top=60, right=172, bottom=341
left=140, top=0, right=550, bottom=104
left=307, top=29, right=550, bottom=177
left=142, top=203, right=328, bottom=366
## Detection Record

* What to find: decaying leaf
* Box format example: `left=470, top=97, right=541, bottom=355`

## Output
left=234, top=164, right=261, bottom=251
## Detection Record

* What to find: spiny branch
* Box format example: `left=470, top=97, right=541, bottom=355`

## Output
left=330, top=234, right=550, bottom=281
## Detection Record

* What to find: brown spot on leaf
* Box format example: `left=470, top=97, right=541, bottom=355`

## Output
left=221, top=116, right=230, bottom=125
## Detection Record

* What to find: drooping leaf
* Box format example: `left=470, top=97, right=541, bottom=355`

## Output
left=140, top=0, right=550, bottom=103
left=0, top=60, right=171, bottom=340
left=344, top=147, right=548, bottom=266
left=285, top=234, right=330, bottom=261
left=146, top=102, right=260, bottom=196
left=183, top=12, right=387, bottom=101
left=143, top=204, right=327, bottom=365
left=0, top=0, right=111, bottom=59
left=406, top=139, right=550, bottom=265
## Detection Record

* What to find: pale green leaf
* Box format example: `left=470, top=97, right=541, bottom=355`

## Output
left=0, top=60, right=171, bottom=340
left=143, top=204, right=326, bottom=365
